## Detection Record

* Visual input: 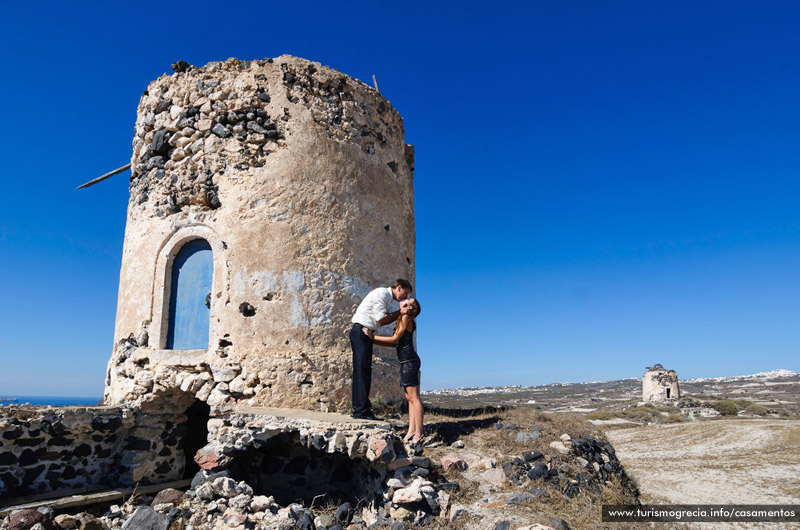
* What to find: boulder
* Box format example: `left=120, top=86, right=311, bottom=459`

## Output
left=250, top=494, right=275, bottom=512
left=517, top=431, right=541, bottom=443
left=367, top=437, right=395, bottom=463
left=195, top=482, right=215, bottom=500
left=440, top=456, right=468, bottom=472
left=549, top=441, right=569, bottom=455
left=194, top=447, right=232, bottom=471
left=222, top=513, right=247, bottom=526
left=522, top=451, right=544, bottom=462
left=53, top=515, right=79, bottom=529
left=392, top=480, right=424, bottom=504
left=527, top=462, right=549, bottom=480
left=9, top=510, right=56, bottom=530
left=210, top=477, right=251, bottom=498
left=482, top=468, right=507, bottom=487
left=121, top=506, right=170, bottom=530
left=506, top=492, right=534, bottom=504
left=75, top=513, right=103, bottom=530
left=549, top=517, right=572, bottom=529
left=152, top=488, right=184, bottom=506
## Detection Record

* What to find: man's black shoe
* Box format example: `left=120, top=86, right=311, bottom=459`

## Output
left=352, top=411, right=381, bottom=421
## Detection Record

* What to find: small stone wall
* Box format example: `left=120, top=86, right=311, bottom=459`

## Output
left=0, top=405, right=191, bottom=500
left=229, top=431, right=384, bottom=506
left=199, top=406, right=400, bottom=467
left=191, top=407, right=413, bottom=506
left=0, top=406, right=130, bottom=498
left=0, top=403, right=417, bottom=508
left=117, top=409, right=191, bottom=485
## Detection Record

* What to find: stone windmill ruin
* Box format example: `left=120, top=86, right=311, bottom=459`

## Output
left=642, top=364, right=680, bottom=402
left=0, top=56, right=419, bottom=504
left=100, top=54, right=416, bottom=484
left=104, top=55, right=415, bottom=415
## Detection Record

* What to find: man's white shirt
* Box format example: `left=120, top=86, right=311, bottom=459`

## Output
left=352, top=287, right=398, bottom=331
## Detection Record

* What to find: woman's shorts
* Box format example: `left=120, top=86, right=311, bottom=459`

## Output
left=399, top=351, right=421, bottom=387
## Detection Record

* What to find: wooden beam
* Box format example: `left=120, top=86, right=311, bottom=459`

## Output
left=0, top=478, right=192, bottom=516
left=1, top=484, right=107, bottom=507
left=75, top=163, right=131, bottom=190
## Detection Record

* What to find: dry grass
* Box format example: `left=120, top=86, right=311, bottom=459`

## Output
left=413, top=405, right=697, bottom=530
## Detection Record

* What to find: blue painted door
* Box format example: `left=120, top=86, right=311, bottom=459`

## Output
left=167, top=239, right=213, bottom=349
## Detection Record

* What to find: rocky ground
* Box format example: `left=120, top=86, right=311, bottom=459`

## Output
left=420, top=369, right=800, bottom=530
left=0, top=406, right=687, bottom=530
left=3, top=370, right=797, bottom=530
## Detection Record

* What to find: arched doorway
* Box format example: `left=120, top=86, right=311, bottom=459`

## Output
left=167, top=239, right=213, bottom=349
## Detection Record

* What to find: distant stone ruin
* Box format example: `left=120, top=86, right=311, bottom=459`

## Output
left=642, top=364, right=680, bottom=402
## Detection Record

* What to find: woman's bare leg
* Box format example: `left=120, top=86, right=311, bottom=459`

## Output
left=405, top=385, right=423, bottom=441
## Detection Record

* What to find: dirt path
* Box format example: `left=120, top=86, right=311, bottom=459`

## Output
left=604, top=419, right=800, bottom=529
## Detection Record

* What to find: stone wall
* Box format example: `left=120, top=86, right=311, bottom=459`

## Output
left=0, top=402, right=413, bottom=503
left=0, top=405, right=191, bottom=499
left=0, top=406, right=127, bottom=498
left=106, top=55, right=416, bottom=413
left=194, top=407, right=402, bottom=507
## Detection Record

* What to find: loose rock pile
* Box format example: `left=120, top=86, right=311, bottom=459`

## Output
left=496, top=432, right=625, bottom=499
left=427, top=421, right=635, bottom=530
left=0, top=442, right=455, bottom=530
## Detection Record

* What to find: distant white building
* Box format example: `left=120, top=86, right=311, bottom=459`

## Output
left=642, top=364, right=680, bottom=402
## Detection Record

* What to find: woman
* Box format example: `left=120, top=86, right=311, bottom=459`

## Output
left=371, top=298, right=423, bottom=443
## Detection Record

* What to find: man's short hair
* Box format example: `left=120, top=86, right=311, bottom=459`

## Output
left=392, top=278, right=413, bottom=292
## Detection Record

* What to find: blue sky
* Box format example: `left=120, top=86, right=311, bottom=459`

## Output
left=1, top=1, right=798, bottom=395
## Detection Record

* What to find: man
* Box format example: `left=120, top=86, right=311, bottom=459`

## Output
left=350, top=279, right=413, bottom=420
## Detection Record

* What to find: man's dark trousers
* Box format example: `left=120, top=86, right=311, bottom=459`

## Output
left=350, top=323, right=373, bottom=415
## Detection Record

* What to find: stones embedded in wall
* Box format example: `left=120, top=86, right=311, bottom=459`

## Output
left=0, top=405, right=194, bottom=499
left=187, top=409, right=446, bottom=526
left=196, top=409, right=398, bottom=503
left=105, top=330, right=362, bottom=412
left=129, top=56, right=408, bottom=219
left=279, top=61, right=402, bottom=156
left=119, top=411, right=190, bottom=485
left=130, top=58, right=285, bottom=218
left=0, top=407, right=132, bottom=498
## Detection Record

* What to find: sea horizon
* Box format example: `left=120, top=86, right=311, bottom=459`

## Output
left=0, top=395, right=104, bottom=406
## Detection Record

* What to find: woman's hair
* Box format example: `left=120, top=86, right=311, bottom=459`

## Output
left=407, top=299, right=421, bottom=318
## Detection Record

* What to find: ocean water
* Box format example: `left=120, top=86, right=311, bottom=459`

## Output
left=0, top=395, right=104, bottom=406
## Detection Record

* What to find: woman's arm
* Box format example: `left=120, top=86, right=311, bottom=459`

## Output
left=372, top=316, right=410, bottom=346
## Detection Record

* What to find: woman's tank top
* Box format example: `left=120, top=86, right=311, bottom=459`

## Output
left=397, top=328, right=416, bottom=362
